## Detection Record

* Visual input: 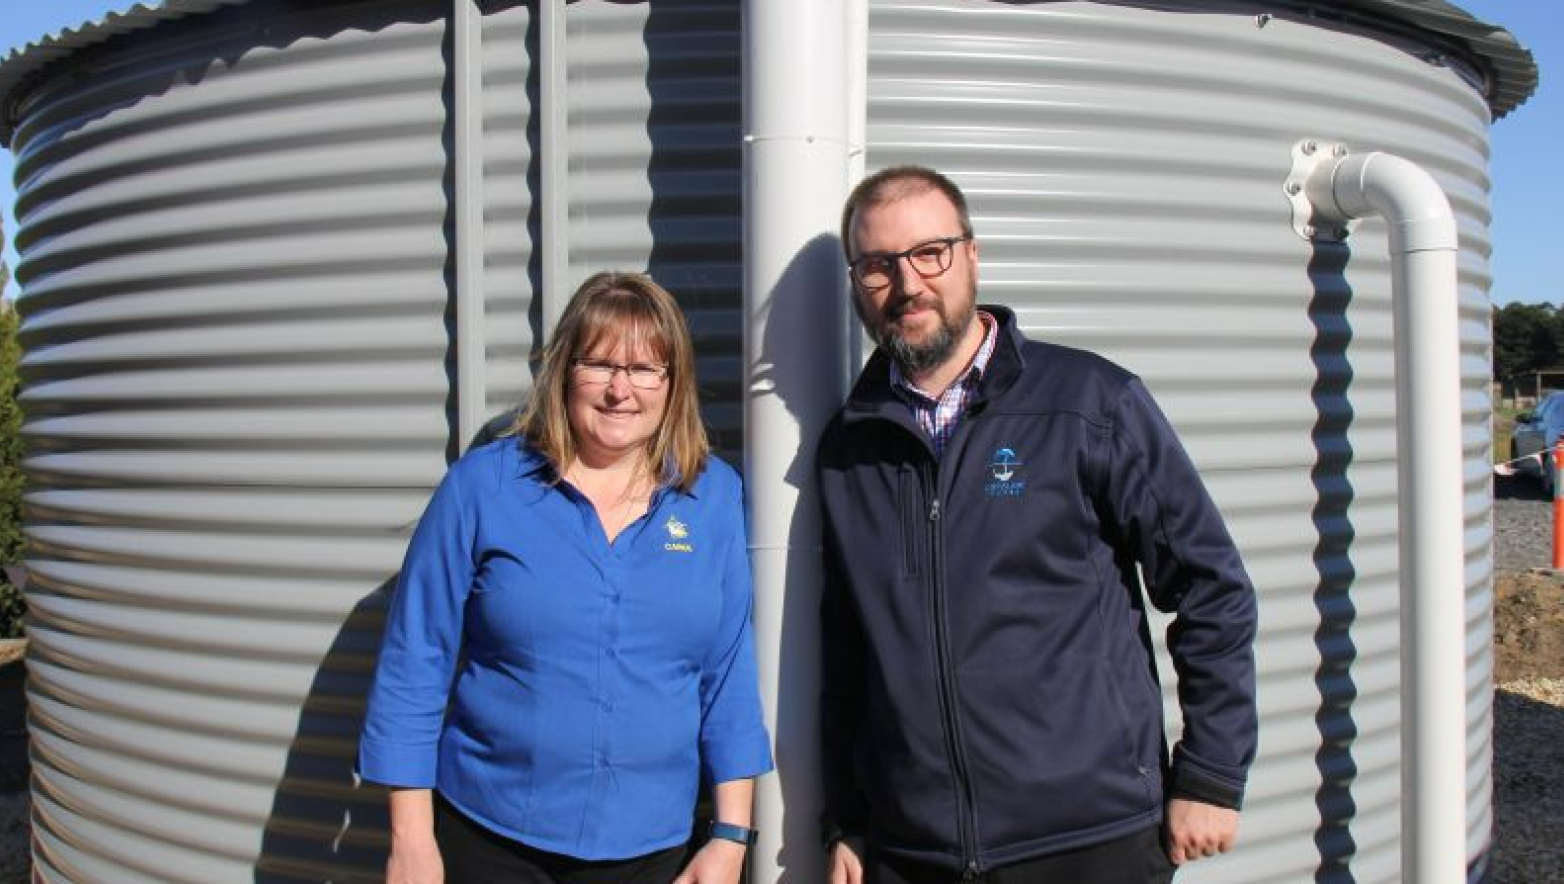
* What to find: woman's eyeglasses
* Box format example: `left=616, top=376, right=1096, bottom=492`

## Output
left=572, top=359, right=669, bottom=389
left=848, top=234, right=972, bottom=292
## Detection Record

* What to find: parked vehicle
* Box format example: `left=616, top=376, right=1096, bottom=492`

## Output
left=1510, top=391, right=1564, bottom=491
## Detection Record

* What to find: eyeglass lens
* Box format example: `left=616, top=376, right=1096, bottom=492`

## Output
left=574, top=360, right=667, bottom=389
left=852, top=237, right=964, bottom=290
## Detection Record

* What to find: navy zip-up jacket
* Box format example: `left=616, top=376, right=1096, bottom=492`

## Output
left=818, top=306, right=1258, bottom=873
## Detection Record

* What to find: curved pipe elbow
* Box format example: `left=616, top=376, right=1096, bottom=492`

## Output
left=1320, top=152, right=1459, bottom=254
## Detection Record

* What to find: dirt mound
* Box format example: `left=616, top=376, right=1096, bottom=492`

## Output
left=1495, top=571, right=1564, bottom=682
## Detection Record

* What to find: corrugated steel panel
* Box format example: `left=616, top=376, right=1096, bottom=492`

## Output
left=0, top=1, right=1539, bottom=145
left=863, top=2, right=1495, bottom=881
left=1343, top=0, right=1539, bottom=119
left=12, top=4, right=451, bottom=881
left=0, top=2, right=1539, bottom=154
left=8, top=1, right=745, bottom=879
left=566, top=0, right=744, bottom=456
left=469, top=0, right=746, bottom=450
left=0, top=2, right=253, bottom=145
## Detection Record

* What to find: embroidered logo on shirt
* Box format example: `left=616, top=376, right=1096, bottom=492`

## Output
left=665, top=515, right=693, bottom=552
left=985, top=447, right=1026, bottom=498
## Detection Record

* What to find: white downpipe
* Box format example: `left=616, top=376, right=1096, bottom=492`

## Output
left=1307, top=151, right=1466, bottom=883
left=452, top=0, right=486, bottom=450
left=742, top=0, right=864, bottom=880
left=539, top=0, right=568, bottom=337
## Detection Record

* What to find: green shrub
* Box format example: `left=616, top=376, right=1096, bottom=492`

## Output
left=0, top=580, right=23, bottom=639
left=0, top=300, right=22, bottom=639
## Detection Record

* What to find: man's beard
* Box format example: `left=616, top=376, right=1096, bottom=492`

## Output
left=855, top=291, right=976, bottom=378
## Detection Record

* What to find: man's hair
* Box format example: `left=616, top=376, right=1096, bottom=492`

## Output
left=510, top=270, right=709, bottom=492
left=839, top=165, right=973, bottom=261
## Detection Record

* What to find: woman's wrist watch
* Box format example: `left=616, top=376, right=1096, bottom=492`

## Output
left=709, top=820, right=759, bottom=847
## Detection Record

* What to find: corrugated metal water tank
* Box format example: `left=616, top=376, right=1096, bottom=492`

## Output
left=14, top=5, right=454, bottom=883
left=0, top=1, right=1533, bottom=882
left=856, top=4, right=1500, bottom=883
left=3, top=1, right=742, bottom=881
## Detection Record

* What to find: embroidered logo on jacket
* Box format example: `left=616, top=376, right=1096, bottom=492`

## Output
left=985, top=447, right=1026, bottom=498
left=665, top=515, right=693, bottom=552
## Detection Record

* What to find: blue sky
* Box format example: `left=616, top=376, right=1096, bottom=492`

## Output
left=1, top=1, right=142, bottom=300
left=0, top=2, right=1557, bottom=305
left=1459, top=1, right=1560, bottom=306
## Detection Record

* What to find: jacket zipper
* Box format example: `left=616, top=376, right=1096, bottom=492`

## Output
left=923, top=463, right=981, bottom=879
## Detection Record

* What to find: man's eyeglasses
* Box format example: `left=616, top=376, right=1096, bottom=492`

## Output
left=848, top=234, right=972, bottom=292
left=572, top=359, right=669, bottom=389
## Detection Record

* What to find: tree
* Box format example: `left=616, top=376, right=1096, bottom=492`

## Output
left=0, top=298, right=22, bottom=638
left=1492, top=301, right=1564, bottom=388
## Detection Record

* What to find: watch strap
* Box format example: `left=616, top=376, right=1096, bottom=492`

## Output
left=709, top=820, right=759, bottom=847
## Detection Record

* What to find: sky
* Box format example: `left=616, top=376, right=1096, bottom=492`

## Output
left=0, top=2, right=1557, bottom=304
left=1459, top=1, right=1561, bottom=306
left=1, top=1, right=143, bottom=300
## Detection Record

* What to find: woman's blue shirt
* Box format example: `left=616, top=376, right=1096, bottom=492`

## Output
left=359, top=439, right=774, bottom=860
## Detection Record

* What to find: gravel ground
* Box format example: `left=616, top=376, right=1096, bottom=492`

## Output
left=0, top=640, right=25, bottom=884
left=1492, top=676, right=1564, bottom=884
left=0, top=793, right=24, bottom=884
left=1488, top=474, right=1564, bottom=884
left=1491, top=474, right=1554, bottom=574
left=0, top=484, right=1559, bottom=882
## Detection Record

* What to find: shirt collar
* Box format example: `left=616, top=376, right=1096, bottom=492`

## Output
left=512, top=438, right=699, bottom=500
left=515, top=440, right=554, bottom=480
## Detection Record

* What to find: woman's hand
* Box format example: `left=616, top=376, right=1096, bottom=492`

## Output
left=677, top=778, right=755, bottom=883
left=386, top=788, right=443, bottom=884
left=672, top=839, right=747, bottom=884
left=386, top=832, right=444, bottom=884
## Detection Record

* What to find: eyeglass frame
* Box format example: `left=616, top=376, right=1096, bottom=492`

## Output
left=571, top=358, right=670, bottom=389
left=847, top=234, right=973, bottom=292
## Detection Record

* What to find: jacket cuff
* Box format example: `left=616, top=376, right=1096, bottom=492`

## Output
left=1169, top=749, right=1247, bottom=810
left=820, top=819, right=864, bottom=849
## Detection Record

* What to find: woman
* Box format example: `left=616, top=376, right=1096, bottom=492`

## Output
left=359, top=271, right=774, bottom=884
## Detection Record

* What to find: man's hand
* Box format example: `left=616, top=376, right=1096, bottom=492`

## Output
left=673, top=839, right=747, bottom=884
left=1164, top=798, right=1239, bottom=864
left=828, top=836, right=865, bottom=884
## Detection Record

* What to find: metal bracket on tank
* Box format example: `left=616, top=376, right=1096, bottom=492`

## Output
left=1285, top=139, right=1357, bottom=242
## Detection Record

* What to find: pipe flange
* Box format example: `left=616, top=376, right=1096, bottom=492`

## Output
left=1285, top=139, right=1356, bottom=242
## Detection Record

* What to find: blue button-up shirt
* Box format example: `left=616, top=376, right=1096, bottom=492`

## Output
left=359, top=439, right=774, bottom=860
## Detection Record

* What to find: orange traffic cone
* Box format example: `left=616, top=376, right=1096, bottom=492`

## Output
left=1553, top=438, right=1564, bottom=570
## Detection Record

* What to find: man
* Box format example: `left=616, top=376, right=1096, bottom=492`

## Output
left=817, top=166, right=1258, bottom=883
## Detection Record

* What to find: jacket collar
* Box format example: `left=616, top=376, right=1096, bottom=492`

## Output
left=840, top=304, right=1027, bottom=428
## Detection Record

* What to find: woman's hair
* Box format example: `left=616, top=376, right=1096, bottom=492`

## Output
left=512, top=271, right=708, bottom=492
